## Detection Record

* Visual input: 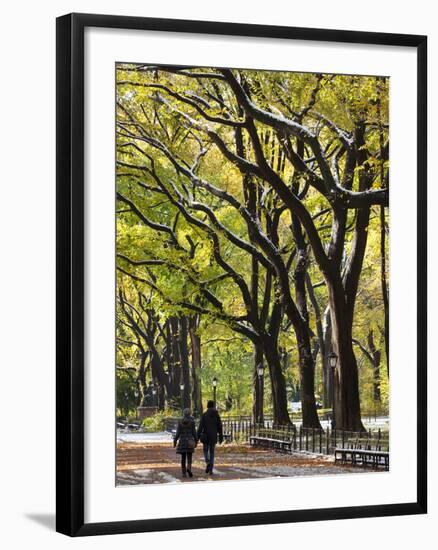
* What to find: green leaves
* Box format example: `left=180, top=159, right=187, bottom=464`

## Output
left=115, top=63, right=389, bottom=417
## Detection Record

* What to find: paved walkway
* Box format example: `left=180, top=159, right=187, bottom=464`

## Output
left=116, top=440, right=371, bottom=485
left=117, top=431, right=172, bottom=443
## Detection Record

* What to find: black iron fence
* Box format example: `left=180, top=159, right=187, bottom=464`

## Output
left=276, top=426, right=388, bottom=455
left=163, top=416, right=388, bottom=456
left=222, top=418, right=256, bottom=443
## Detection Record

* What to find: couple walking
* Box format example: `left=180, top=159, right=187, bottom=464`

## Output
left=174, top=400, right=223, bottom=478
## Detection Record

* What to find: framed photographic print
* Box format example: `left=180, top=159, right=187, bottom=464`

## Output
left=56, top=12, right=427, bottom=536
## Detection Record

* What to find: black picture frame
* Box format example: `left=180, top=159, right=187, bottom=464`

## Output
left=56, top=12, right=427, bottom=537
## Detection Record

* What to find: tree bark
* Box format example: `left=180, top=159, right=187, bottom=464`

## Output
left=320, top=124, right=372, bottom=432
left=380, top=205, right=389, bottom=372
left=327, top=278, right=365, bottom=431
left=262, top=334, right=291, bottom=425
left=367, top=330, right=382, bottom=402
left=169, top=316, right=182, bottom=406
left=291, top=178, right=321, bottom=428
left=252, top=341, right=265, bottom=424
left=295, top=330, right=322, bottom=428
left=189, top=315, right=203, bottom=417
left=322, top=306, right=332, bottom=408
left=179, top=316, right=191, bottom=410
left=305, top=274, right=326, bottom=388
left=377, top=76, right=389, bottom=373
left=137, top=351, right=148, bottom=407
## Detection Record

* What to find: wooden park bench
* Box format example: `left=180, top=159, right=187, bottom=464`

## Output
left=127, top=423, right=140, bottom=431
left=359, top=438, right=389, bottom=470
left=249, top=428, right=294, bottom=453
left=335, top=435, right=389, bottom=471
left=334, top=434, right=365, bottom=465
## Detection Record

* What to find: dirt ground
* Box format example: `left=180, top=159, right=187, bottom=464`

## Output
left=116, top=441, right=371, bottom=485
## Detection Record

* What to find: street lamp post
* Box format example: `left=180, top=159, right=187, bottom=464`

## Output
left=329, top=351, right=338, bottom=429
left=152, top=384, right=157, bottom=408
left=179, top=382, right=185, bottom=413
left=162, top=370, right=170, bottom=410
left=212, top=376, right=218, bottom=407
left=286, top=384, right=293, bottom=415
left=133, top=388, right=139, bottom=407
left=257, top=363, right=264, bottom=425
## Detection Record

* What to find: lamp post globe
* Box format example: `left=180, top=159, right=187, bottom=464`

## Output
left=179, top=382, right=185, bottom=413
left=329, top=351, right=338, bottom=369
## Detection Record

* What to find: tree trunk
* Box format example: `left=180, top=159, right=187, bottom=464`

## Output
left=322, top=306, right=332, bottom=408
left=292, top=214, right=321, bottom=429
left=262, top=334, right=291, bottom=425
left=169, top=316, right=182, bottom=407
left=252, top=341, right=265, bottom=424
left=179, top=316, right=191, bottom=410
left=189, top=316, right=203, bottom=417
left=137, top=352, right=148, bottom=407
left=157, top=384, right=165, bottom=410
left=294, top=323, right=322, bottom=428
left=380, top=205, right=389, bottom=373
left=164, top=319, right=173, bottom=402
left=149, top=348, right=167, bottom=410
left=377, top=77, right=389, bottom=374
left=305, top=274, right=329, bottom=413
left=327, top=280, right=365, bottom=431
left=367, top=330, right=382, bottom=402
left=323, top=128, right=371, bottom=432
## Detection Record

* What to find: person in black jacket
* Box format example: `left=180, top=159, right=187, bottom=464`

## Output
left=197, top=400, right=223, bottom=474
left=174, top=408, right=197, bottom=478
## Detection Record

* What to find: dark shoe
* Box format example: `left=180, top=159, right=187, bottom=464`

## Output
left=205, top=463, right=211, bottom=474
left=187, top=469, right=193, bottom=478
left=182, top=469, right=187, bottom=478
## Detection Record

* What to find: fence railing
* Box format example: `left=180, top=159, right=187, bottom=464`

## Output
left=163, top=416, right=388, bottom=456
left=286, top=426, right=388, bottom=455
left=222, top=419, right=257, bottom=443
left=132, top=409, right=388, bottom=427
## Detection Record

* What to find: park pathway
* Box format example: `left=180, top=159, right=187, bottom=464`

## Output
left=116, top=438, right=370, bottom=485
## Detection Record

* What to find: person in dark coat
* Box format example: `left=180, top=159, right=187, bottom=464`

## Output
left=197, top=400, right=223, bottom=474
left=174, top=408, right=197, bottom=478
